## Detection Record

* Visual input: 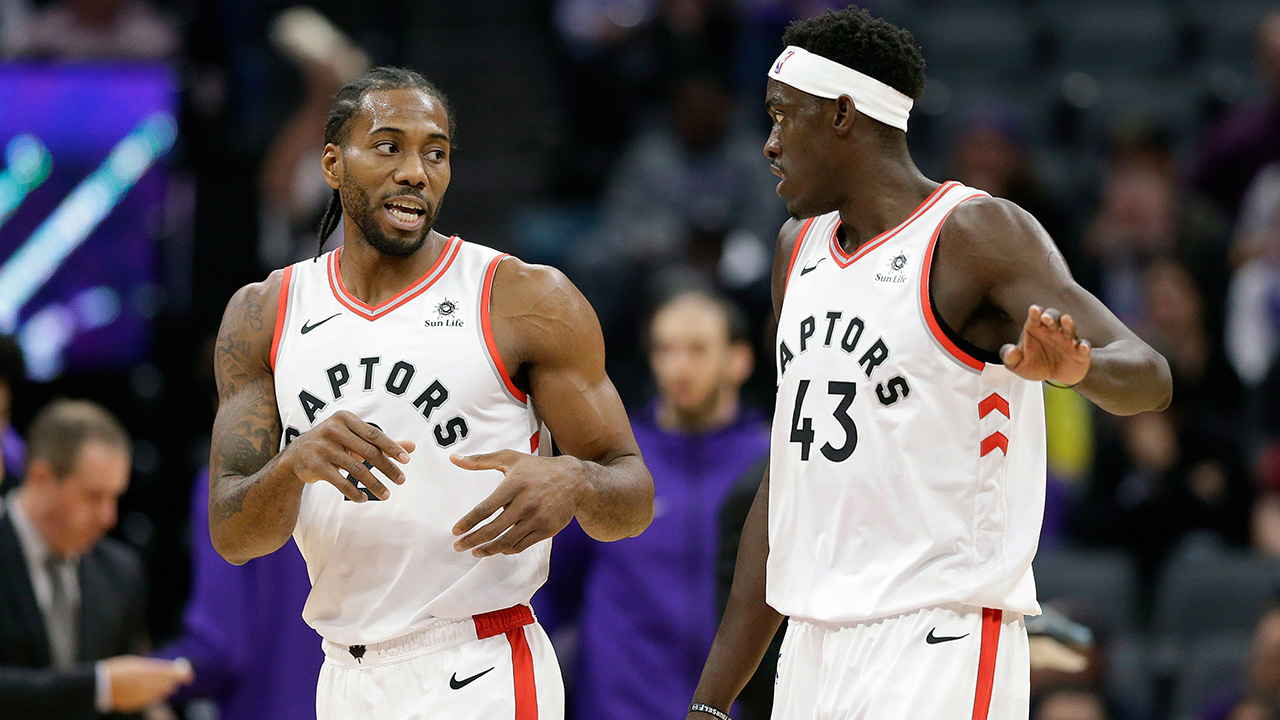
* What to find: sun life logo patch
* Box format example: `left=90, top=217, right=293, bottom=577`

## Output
left=426, top=298, right=464, bottom=328
left=875, top=252, right=911, bottom=284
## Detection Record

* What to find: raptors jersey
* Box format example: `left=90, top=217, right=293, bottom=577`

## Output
left=271, top=237, right=545, bottom=646
left=767, top=181, right=1046, bottom=624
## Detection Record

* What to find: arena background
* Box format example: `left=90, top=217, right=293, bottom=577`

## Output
left=2, top=1, right=1280, bottom=718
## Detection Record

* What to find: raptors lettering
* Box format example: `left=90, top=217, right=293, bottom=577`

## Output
left=777, top=310, right=912, bottom=408
left=282, top=355, right=470, bottom=452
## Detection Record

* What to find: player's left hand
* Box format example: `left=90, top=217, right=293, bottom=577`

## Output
left=1000, top=305, right=1091, bottom=386
left=449, top=450, right=587, bottom=557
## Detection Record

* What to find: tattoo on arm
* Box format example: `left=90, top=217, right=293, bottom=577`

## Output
left=210, top=286, right=283, bottom=525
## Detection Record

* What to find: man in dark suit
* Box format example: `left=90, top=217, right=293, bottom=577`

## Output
left=0, top=399, right=191, bottom=718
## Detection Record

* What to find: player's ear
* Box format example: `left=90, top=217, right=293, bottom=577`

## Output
left=322, top=143, right=342, bottom=190
left=832, top=95, right=857, bottom=136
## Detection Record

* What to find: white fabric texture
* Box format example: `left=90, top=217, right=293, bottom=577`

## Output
left=316, top=619, right=563, bottom=720
left=771, top=604, right=1029, bottom=720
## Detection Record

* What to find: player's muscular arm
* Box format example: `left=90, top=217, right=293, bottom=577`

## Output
left=450, top=259, right=654, bottom=556
left=935, top=198, right=1173, bottom=416
left=686, top=221, right=797, bottom=717
left=210, top=275, right=413, bottom=565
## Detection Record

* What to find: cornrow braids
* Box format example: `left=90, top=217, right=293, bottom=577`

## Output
left=781, top=5, right=926, bottom=101
left=316, top=66, right=457, bottom=257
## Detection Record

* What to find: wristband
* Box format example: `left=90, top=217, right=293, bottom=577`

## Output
left=1045, top=379, right=1079, bottom=389
left=690, top=703, right=732, bottom=720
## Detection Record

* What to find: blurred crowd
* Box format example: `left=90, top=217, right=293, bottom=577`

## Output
left=2, top=0, right=1280, bottom=719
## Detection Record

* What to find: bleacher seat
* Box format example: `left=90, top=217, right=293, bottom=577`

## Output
left=1043, top=2, right=1181, bottom=74
left=1106, top=632, right=1157, bottom=718
left=1168, top=631, right=1252, bottom=720
left=1183, top=0, right=1276, bottom=66
left=1034, top=547, right=1141, bottom=632
left=912, top=7, right=1040, bottom=80
left=1091, top=74, right=1205, bottom=145
left=1152, top=551, right=1280, bottom=640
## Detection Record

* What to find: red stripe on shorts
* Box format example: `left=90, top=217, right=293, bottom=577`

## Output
left=970, top=607, right=1003, bottom=720
left=473, top=605, right=538, bottom=720
left=507, top=626, right=538, bottom=720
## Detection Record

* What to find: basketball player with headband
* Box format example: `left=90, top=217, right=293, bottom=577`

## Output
left=687, top=8, right=1170, bottom=720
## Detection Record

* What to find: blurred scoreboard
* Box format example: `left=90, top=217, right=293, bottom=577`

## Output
left=0, top=63, right=176, bottom=380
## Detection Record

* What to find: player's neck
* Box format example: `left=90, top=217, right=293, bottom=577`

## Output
left=338, top=230, right=449, bottom=307
left=836, top=155, right=937, bottom=254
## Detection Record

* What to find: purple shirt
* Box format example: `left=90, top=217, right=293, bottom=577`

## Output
left=542, top=403, right=770, bottom=720
left=155, top=469, right=321, bottom=720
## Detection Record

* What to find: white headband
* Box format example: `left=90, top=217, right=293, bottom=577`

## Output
left=768, top=45, right=913, bottom=131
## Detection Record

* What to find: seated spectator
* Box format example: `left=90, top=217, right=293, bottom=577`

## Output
left=0, top=399, right=191, bottom=717
left=1076, top=406, right=1253, bottom=580
left=1137, top=259, right=1241, bottom=422
left=574, top=73, right=785, bottom=398
left=152, top=467, right=321, bottom=720
left=1082, top=124, right=1230, bottom=328
left=590, top=73, right=781, bottom=277
left=947, top=107, right=1072, bottom=259
left=539, top=290, right=769, bottom=720
left=1224, top=164, right=1280, bottom=406
left=1194, top=11, right=1280, bottom=219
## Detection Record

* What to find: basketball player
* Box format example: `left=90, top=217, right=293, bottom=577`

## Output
left=687, top=8, right=1171, bottom=720
left=208, top=67, right=653, bottom=720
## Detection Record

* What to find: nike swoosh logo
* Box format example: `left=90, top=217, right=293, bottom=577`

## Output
left=925, top=628, right=970, bottom=644
left=800, top=258, right=825, bottom=276
left=449, top=667, right=495, bottom=689
left=301, top=313, right=341, bottom=334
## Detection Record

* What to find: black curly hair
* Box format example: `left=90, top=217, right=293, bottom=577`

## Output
left=781, top=5, right=926, bottom=101
left=316, top=67, right=456, bottom=256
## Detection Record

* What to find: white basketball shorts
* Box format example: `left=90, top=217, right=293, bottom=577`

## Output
left=772, top=603, right=1030, bottom=720
left=316, top=605, right=564, bottom=720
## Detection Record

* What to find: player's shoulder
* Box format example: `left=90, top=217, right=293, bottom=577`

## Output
left=492, top=256, right=581, bottom=308
left=490, top=256, right=600, bottom=344
left=226, top=268, right=286, bottom=317
left=943, top=194, right=1046, bottom=250
left=216, top=269, right=287, bottom=366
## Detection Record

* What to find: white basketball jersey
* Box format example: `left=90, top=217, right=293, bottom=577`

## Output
left=767, top=181, right=1046, bottom=624
left=271, top=237, right=546, bottom=645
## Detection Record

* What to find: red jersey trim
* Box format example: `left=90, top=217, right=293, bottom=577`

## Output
left=829, top=181, right=959, bottom=268
left=269, top=265, right=293, bottom=371
left=919, top=192, right=989, bottom=371
left=970, top=608, right=1003, bottom=720
left=782, top=217, right=816, bottom=295
left=481, top=254, right=529, bottom=404
left=326, top=236, right=462, bottom=320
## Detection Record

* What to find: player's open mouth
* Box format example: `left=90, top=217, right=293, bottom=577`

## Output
left=384, top=199, right=426, bottom=230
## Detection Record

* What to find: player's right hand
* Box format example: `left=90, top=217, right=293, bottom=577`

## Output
left=103, top=656, right=194, bottom=712
left=281, top=410, right=415, bottom=502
